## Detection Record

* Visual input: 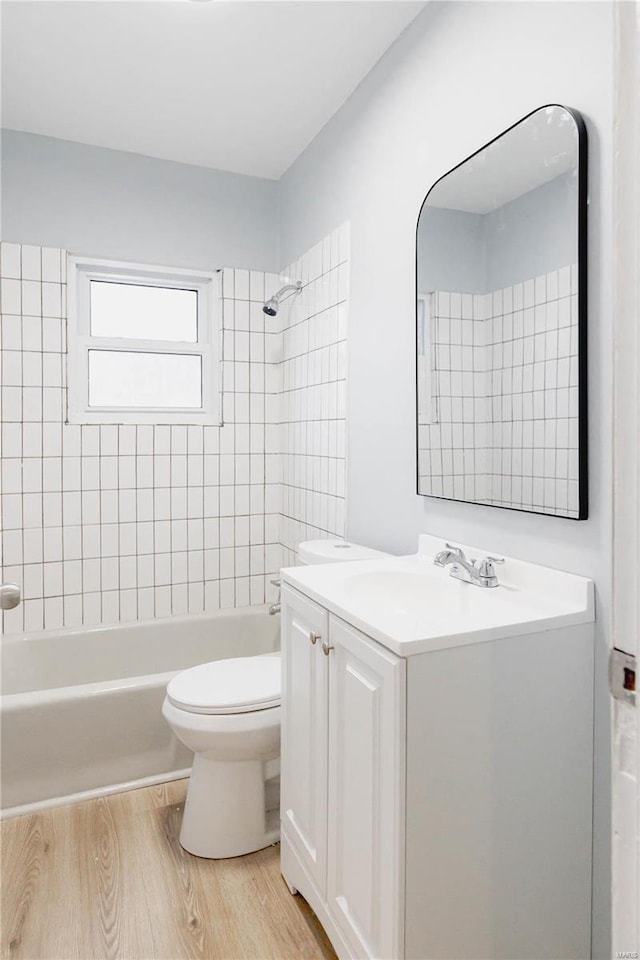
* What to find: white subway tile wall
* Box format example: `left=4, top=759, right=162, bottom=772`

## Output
left=278, top=224, right=349, bottom=566
left=418, top=266, right=580, bottom=517
left=0, top=243, right=284, bottom=633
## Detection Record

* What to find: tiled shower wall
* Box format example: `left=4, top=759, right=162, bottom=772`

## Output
left=418, top=265, right=580, bottom=517
left=0, top=243, right=284, bottom=633
left=279, top=224, right=349, bottom=566
left=418, top=291, right=488, bottom=503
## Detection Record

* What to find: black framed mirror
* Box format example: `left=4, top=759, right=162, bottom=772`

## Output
left=416, top=104, right=587, bottom=519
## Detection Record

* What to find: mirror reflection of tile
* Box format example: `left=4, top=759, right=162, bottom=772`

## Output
left=417, top=264, right=579, bottom=517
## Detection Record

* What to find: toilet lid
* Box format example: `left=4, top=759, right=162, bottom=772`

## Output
left=298, top=539, right=389, bottom=564
left=166, top=655, right=281, bottom=715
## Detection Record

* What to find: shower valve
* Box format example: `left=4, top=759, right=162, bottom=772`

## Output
left=0, top=582, right=21, bottom=610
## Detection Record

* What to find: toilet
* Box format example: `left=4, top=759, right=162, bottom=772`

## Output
left=162, top=538, right=389, bottom=859
left=297, top=539, right=389, bottom=565
left=162, top=655, right=281, bottom=859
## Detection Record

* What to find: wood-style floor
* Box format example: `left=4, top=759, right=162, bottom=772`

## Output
left=1, top=780, right=337, bottom=960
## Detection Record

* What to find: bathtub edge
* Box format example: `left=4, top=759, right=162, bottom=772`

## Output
left=0, top=766, right=191, bottom=820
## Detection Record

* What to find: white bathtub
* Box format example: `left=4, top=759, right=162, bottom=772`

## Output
left=1, top=606, right=279, bottom=818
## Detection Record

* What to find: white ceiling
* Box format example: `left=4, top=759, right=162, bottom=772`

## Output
left=428, top=106, right=579, bottom=214
left=1, top=1, right=424, bottom=180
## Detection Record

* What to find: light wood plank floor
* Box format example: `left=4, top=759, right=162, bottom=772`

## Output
left=1, top=780, right=337, bottom=960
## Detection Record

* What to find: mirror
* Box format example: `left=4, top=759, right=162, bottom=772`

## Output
left=416, top=104, right=587, bottom=519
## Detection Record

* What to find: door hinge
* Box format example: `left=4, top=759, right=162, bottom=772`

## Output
left=609, top=648, right=637, bottom=706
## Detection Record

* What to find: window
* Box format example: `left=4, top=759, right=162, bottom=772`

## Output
left=417, top=292, right=438, bottom=425
left=67, top=256, right=220, bottom=425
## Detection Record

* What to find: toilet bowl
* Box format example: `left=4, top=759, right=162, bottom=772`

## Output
left=162, top=655, right=281, bottom=859
left=163, top=538, right=389, bottom=860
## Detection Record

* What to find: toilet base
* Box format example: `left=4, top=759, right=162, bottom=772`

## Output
left=179, top=754, right=279, bottom=859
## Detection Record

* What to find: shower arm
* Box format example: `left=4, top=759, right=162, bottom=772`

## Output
left=273, top=282, right=302, bottom=299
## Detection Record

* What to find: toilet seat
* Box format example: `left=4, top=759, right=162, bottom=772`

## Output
left=166, top=655, right=281, bottom=716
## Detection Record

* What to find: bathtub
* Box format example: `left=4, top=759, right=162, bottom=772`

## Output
left=1, top=606, right=279, bottom=818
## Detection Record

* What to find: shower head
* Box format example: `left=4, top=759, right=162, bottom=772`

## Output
left=262, top=281, right=302, bottom=316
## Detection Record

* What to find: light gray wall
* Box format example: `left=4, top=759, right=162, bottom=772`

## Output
left=485, top=170, right=579, bottom=290
left=278, top=3, right=613, bottom=955
left=417, top=205, right=485, bottom=293
left=418, top=171, right=579, bottom=294
left=1, top=130, right=280, bottom=272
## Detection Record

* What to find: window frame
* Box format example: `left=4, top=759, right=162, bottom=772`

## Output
left=417, top=291, right=438, bottom=425
left=67, top=255, right=221, bottom=425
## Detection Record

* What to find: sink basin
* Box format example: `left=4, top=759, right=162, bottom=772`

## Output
left=281, top=534, right=594, bottom=656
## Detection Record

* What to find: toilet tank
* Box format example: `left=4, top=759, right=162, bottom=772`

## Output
left=297, top=539, right=389, bottom=565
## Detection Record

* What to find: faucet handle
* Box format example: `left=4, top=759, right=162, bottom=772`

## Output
left=476, top=555, right=504, bottom=582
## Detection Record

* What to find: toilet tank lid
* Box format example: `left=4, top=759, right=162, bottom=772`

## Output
left=167, top=655, right=280, bottom=715
left=298, top=539, right=389, bottom=564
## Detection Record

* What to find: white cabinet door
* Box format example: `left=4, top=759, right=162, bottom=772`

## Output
left=327, top=615, right=406, bottom=960
left=281, top=585, right=330, bottom=894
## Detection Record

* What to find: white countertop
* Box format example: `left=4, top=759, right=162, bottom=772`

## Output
left=281, top=534, right=595, bottom=657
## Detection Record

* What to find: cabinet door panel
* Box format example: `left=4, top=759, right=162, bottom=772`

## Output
left=281, top=585, right=329, bottom=893
left=327, top=616, right=406, bottom=960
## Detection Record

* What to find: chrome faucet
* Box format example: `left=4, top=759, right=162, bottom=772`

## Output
left=268, top=579, right=281, bottom=615
left=433, top=543, right=504, bottom=588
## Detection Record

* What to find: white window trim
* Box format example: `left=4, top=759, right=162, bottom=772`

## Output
left=67, top=255, right=221, bottom=425
left=417, top=291, right=438, bottom=425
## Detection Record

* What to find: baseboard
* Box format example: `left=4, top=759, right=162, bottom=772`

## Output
left=280, top=825, right=352, bottom=960
left=0, top=767, right=192, bottom=820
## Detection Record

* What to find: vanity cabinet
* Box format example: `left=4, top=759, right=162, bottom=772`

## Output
left=281, top=585, right=405, bottom=960
left=280, top=586, right=329, bottom=890
left=280, top=577, right=594, bottom=960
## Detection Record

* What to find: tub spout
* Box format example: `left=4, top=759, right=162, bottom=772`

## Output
left=269, top=577, right=281, bottom=616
